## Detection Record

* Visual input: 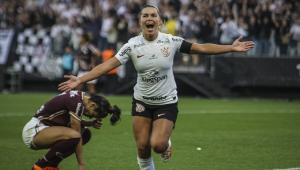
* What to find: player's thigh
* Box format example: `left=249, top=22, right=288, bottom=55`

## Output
left=151, top=119, right=174, bottom=146
left=151, top=103, right=178, bottom=146
left=33, top=126, right=81, bottom=149
left=132, top=116, right=152, bottom=145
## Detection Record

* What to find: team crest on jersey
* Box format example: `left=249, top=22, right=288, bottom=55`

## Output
left=161, top=47, right=170, bottom=57
left=136, top=103, right=145, bottom=113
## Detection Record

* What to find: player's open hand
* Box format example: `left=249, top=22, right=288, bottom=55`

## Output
left=92, top=119, right=102, bottom=129
left=232, top=36, right=255, bottom=52
left=58, top=75, right=81, bottom=92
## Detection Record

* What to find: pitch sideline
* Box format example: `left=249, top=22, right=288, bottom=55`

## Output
left=265, top=168, right=300, bottom=170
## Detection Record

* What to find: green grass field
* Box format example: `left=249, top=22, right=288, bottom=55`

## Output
left=0, top=93, right=300, bottom=170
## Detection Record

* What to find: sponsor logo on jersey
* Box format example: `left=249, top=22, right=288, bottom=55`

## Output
left=149, top=54, right=157, bottom=60
left=142, top=70, right=168, bottom=84
left=137, top=54, right=145, bottom=58
left=133, top=43, right=145, bottom=49
left=157, top=38, right=170, bottom=44
left=161, top=47, right=170, bottom=57
left=135, top=103, right=145, bottom=113
left=172, top=37, right=183, bottom=42
left=119, top=46, right=132, bottom=56
left=142, top=96, right=167, bottom=101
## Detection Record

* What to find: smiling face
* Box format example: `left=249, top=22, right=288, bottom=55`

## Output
left=139, top=6, right=162, bottom=41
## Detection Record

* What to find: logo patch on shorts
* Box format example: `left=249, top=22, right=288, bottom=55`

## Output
left=136, top=103, right=145, bottom=113
left=158, top=113, right=165, bottom=117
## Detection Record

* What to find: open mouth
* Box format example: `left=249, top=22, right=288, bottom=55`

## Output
left=146, top=23, right=154, bottom=29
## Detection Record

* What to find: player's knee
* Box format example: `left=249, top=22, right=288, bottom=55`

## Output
left=151, top=140, right=168, bottom=154
left=137, top=143, right=150, bottom=156
left=82, top=128, right=91, bottom=145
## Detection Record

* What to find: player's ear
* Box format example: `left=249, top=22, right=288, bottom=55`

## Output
left=90, top=102, right=97, bottom=108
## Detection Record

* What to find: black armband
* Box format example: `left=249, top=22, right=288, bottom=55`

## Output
left=179, top=40, right=193, bottom=54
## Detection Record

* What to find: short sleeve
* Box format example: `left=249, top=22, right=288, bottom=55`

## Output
left=68, top=102, right=84, bottom=122
left=88, top=44, right=99, bottom=53
left=170, top=36, right=185, bottom=52
left=115, top=43, right=132, bottom=64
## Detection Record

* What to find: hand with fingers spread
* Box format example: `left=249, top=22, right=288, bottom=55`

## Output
left=58, top=75, right=81, bottom=92
left=92, top=119, right=102, bottom=129
left=232, top=36, right=255, bottom=52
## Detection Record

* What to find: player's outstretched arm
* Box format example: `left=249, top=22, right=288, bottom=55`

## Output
left=58, top=57, right=122, bottom=91
left=190, top=36, right=255, bottom=55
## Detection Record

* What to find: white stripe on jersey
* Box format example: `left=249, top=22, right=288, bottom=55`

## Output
left=88, top=44, right=97, bottom=53
left=70, top=112, right=81, bottom=121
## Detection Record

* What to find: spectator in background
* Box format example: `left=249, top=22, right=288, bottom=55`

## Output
left=101, top=45, right=118, bottom=95
left=247, top=16, right=259, bottom=56
left=76, top=33, right=101, bottom=96
left=116, top=15, right=128, bottom=51
left=220, top=16, right=239, bottom=45
left=128, top=20, right=140, bottom=39
left=99, top=11, right=113, bottom=51
left=62, top=46, right=74, bottom=80
left=288, top=18, right=300, bottom=56
left=69, top=21, right=83, bottom=51
left=41, top=7, right=56, bottom=29
left=107, top=17, right=118, bottom=51
left=86, top=14, right=102, bottom=46
left=257, top=16, right=273, bottom=56
left=51, top=18, right=70, bottom=54
left=279, top=19, right=290, bottom=55
left=181, top=12, right=199, bottom=66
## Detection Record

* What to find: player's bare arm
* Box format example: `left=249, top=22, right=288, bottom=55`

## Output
left=58, top=57, right=121, bottom=91
left=70, top=115, right=85, bottom=169
left=190, top=36, right=255, bottom=55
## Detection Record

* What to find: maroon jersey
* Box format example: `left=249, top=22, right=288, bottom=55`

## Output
left=77, top=43, right=98, bottom=71
left=34, top=91, right=84, bottom=127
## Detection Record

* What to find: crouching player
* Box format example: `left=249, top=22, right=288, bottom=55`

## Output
left=22, top=90, right=121, bottom=170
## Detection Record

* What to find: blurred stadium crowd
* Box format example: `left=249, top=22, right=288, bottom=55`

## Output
left=1, top=0, right=300, bottom=59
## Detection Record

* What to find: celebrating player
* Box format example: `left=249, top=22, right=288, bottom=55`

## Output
left=76, top=33, right=101, bottom=96
left=58, top=4, right=254, bottom=170
left=22, top=91, right=121, bottom=170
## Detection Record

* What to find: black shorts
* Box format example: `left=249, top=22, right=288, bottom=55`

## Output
left=131, top=98, right=178, bottom=124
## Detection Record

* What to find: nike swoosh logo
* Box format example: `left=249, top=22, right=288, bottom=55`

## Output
left=137, top=54, right=145, bottom=58
left=158, top=113, right=165, bottom=117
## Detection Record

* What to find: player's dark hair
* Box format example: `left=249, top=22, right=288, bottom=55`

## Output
left=89, top=95, right=121, bottom=125
left=141, top=4, right=160, bottom=14
left=81, top=33, right=90, bottom=42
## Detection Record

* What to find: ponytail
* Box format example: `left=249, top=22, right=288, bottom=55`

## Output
left=108, top=105, right=121, bottom=126
left=89, top=95, right=121, bottom=126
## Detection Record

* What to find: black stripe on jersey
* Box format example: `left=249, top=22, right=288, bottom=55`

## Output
left=179, top=40, right=193, bottom=54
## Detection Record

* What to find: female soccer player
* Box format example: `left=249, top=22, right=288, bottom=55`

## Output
left=58, top=4, right=254, bottom=170
left=76, top=34, right=101, bottom=96
left=22, top=91, right=121, bottom=170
